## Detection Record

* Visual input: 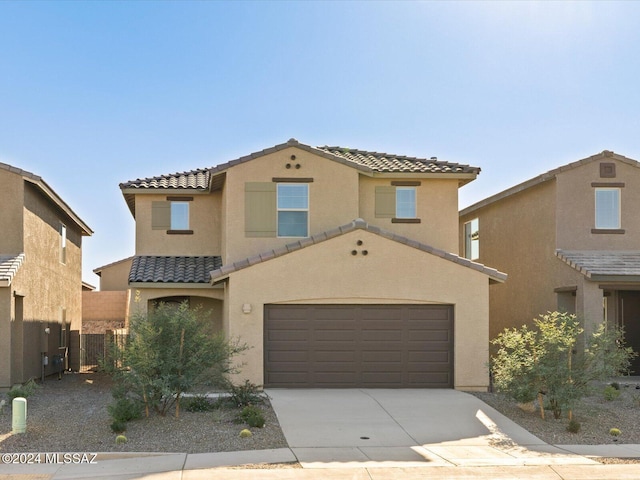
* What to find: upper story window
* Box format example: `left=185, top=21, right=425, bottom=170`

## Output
left=464, top=218, right=479, bottom=260
left=277, top=183, right=309, bottom=237
left=60, top=223, right=67, bottom=264
left=170, top=202, right=190, bottom=230
left=396, top=187, right=416, bottom=219
left=375, top=182, right=421, bottom=223
left=595, top=188, right=620, bottom=230
left=152, top=197, right=193, bottom=234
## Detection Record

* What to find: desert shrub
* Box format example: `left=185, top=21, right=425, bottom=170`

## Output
left=108, top=302, right=247, bottom=418
left=610, top=381, right=620, bottom=390
left=603, top=385, right=621, bottom=401
left=110, top=420, right=127, bottom=433
left=566, top=419, right=581, bottom=433
left=238, top=405, right=265, bottom=428
left=115, top=434, right=128, bottom=444
left=491, top=312, right=636, bottom=419
left=184, top=395, right=217, bottom=412
left=239, top=429, right=252, bottom=438
left=610, top=427, right=621, bottom=437
left=225, top=380, right=266, bottom=407
left=7, top=379, right=39, bottom=400
left=108, top=396, right=143, bottom=423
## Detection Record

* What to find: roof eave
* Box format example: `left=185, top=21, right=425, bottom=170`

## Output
left=23, top=177, right=93, bottom=236
left=129, top=282, right=222, bottom=289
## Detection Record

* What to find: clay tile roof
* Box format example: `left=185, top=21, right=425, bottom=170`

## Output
left=316, top=146, right=480, bottom=175
left=120, top=168, right=210, bottom=190
left=556, top=250, right=640, bottom=279
left=129, top=256, right=222, bottom=284
left=0, top=253, right=25, bottom=286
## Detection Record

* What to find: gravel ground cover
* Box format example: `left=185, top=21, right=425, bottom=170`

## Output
left=2, top=372, right=640, bottom=465
left=472, top=379, right=640, bottom=445
left=0, top=372, right=288, bottom=454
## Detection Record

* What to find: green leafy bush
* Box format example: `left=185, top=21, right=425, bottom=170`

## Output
left=107, top=302, right=248, bottom=418
left=225, top=380, right=266, bottom=407
left=491, top=311, right=636, bottom=419
left=566, top=419, right=581, bottom=433
left=108, top=397, right=143, bottom=423
left=110, top=420, right=127, bottom=433
left=610, top=382, right=620, bottom=390
left=7, top=379, right=39, bottom=400
left=238, top=405, right=265, bottom=428
left=184, top=395, right=217, bottom=412
left=603, top=385, right=621, bottom=401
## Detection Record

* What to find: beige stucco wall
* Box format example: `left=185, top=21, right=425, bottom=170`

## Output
left=460, top=180, right=577, bottom=342
left=223, top=229, right=492, bottom=391
left=0, top=171, right=24, bottom=254
left=222, top=146, right=360, bottom=263
left=135, top=191, right=222, bottom=256
left=3, top=182, right=85, bottom=386
left=97, top=258, right=132, bottom=291
left=556, top=158, right=640, bottom=250
left=359, top=177, right=460, bottom=253
left=82, top=290, right=129, bottom=333
left=127, top=287, right=225, bottom=333
left=0, top=289, right=12, bottom=388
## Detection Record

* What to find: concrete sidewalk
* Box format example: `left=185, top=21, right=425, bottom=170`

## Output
left=1, top=447, right=640, bottom=479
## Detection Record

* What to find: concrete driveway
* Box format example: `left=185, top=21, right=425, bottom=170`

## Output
left=266, top=389, right=595, bottom=468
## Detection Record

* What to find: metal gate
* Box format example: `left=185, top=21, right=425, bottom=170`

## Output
left=79, top=330, right=127, bottom=372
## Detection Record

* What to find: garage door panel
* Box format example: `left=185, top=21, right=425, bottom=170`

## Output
left=408, top=351, right=449, bottom=363
left=265, top=304, right=453, bottom=388
left=315, top=351, right=357, bottom=362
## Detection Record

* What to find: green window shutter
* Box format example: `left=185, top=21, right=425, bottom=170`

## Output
left=375, top=186, right=396, bottom=218
left=152, top=201, right=171, bottom=230
left=245, top=182, right=277, bottom=237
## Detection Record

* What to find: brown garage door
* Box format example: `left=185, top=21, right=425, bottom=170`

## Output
left=264, top=304, right=453, bottom=388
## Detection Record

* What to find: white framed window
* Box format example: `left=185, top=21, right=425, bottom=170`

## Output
left=170, top=202, right=190, bottom=230
left=396, top=187, right=416, bottom=219
left=595, top=188, right=620, bottom=229
left=60, top=223, right=67, bottom=264
left=464, top=218, right=479, bottom=260
left=277, top=183, right=308, bottom=237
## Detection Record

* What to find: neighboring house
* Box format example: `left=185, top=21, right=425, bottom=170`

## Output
left=119, top=139, right=505, bottom=390
left=0, top=163, right=92, bottom=389
left=460, top=150, right=640, bottom=372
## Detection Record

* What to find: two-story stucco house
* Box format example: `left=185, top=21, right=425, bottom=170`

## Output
left=460, top=150, right=640, bottom=372
left=0, top=163, right=93, bottom=389
left=119, top=139, right=505, bottom=390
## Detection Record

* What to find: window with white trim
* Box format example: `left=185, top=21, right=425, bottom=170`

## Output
left=170, top=201, right=190, bottom=230
left=396, top=187, right=417, bottom=219
left=277, top=183, right=308, bottom=237
left=595, top=188, right=620, bottom=229
left=60, top=223, right=67, bottom=264
left=464, top=218, right=479, bottom=260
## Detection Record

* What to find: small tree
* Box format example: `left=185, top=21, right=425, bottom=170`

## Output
left=491, top=311, right=635, bottom=420
left=111, top=301, right=247, bottom=418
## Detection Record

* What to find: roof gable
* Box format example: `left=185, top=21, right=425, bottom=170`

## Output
left=210, top=218, right=506, bottom=284
left=0, top=162, right=93, bottom=236
left=461, top=150, right=639, bottom=216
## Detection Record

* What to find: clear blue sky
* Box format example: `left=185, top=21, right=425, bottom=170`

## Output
left=2, top=1, right=640, bottom=286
